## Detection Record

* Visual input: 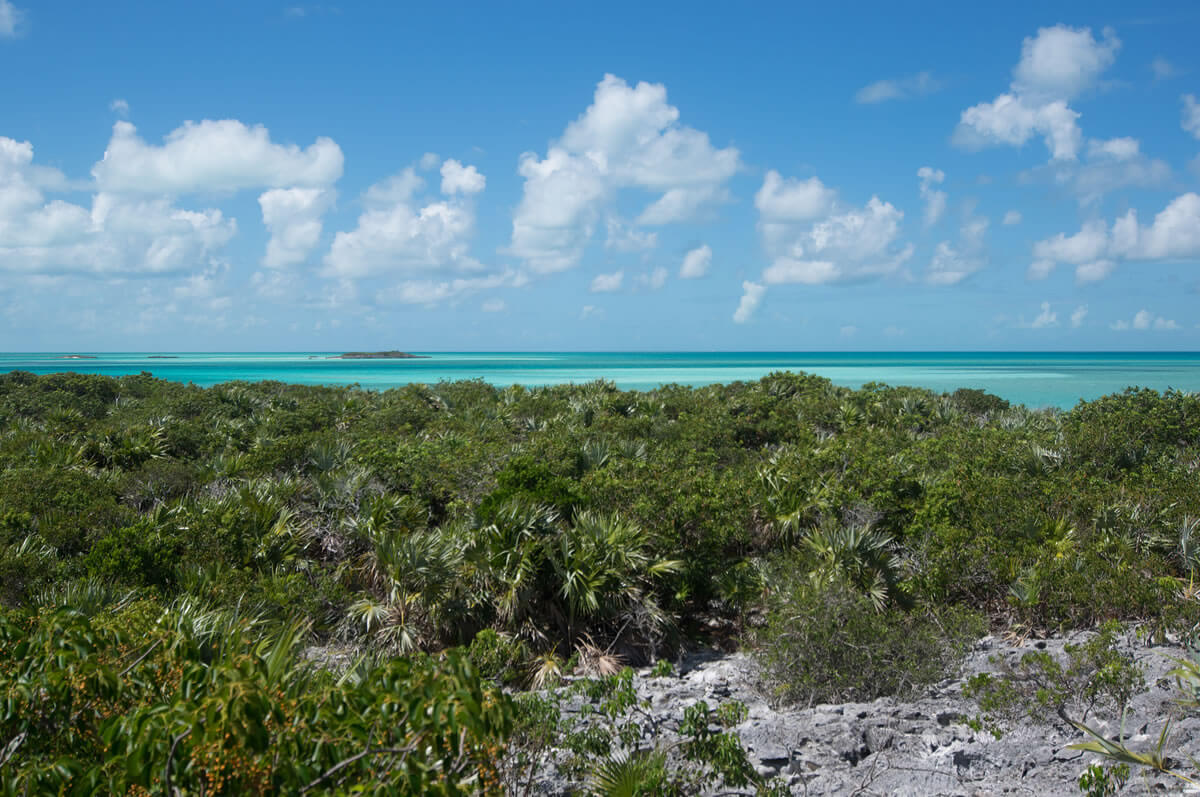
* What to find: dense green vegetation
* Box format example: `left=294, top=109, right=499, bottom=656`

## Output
left=2, top=369, right=1199, bottom=792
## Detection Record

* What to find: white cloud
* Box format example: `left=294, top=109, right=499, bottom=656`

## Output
left=1003, top=210, right=1022, bottom=225
left=1074, top=259, right=1116, bottom=284
left=1031, top=301, right=1057, bottom=328
left=840, top=325, right=857, bottom=337
left=955, top=26, right=1119, bottom=162
left=635, top=266, right=667, bottom=291
left=957, top=95, right=1082, bottom=160
left=0, top=0, right=21, bottom=37
left=1111, top=309, right=1179, bottom=331
left=1070, top=305, right=1088, bottom=328
left=1030, top=219, right=1108, bottom=277
left=1183, top=95, right=1200, bottom=140
left=883, top=325, right=905, bottom=337
left=854, top=71, right=940, bottom=104
left=1011, top=25, right=1119, bottom=101
left=759, top=176, right=912, bottom=285
left=93, top=120, right=343, bottom=194
left=1087, top=137, right=1139, bottom=160
left=1023, top=135, right=1170, bottom=204
left=1022, top=205, right=1200, bottom=280
left=580, top=304, right=603, bottom=320
left=755, top=171, right=835, bottom=221
left=509, top=74, right=739, bottom=273
left=917, top=166, right=946, bottom=227
left=927, top=214, right=988, bottom=285
left=639, top=185, right=725, bottom=225
left=1152, top=57, right=1178, bottom=80
left=604, top=217, right=658, bottom=252
left=481, top=298, right=506, bottom=312
left=418, top=152, right=440, bottom=171
left=927, top=242, right=977, bottom=286
left=0, top=136, right=237, bottom=277
left=109, top=98, right=130, bottom=116
left=377, top=271, right=518, bottom=306
left=439, top=159, right=485, bottom=195
left=258, top=187, right=335, bottom=268
left=589, top=270, right=623, bottom=293
left=324, top=165, right=484, bottom=280
left=679, top=244, right=711, bottom=279
left=732, top=280, right=764, bottom=323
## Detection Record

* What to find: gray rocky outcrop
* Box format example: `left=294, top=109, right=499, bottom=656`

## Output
left=529, top=629, right=1200, bottom=795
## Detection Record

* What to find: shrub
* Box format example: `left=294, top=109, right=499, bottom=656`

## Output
left=466, top=629, right=529, bottom=686
left=754, top=573, right=984, bottom=706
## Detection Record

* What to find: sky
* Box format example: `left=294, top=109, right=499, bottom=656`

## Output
left=1, top=1, right=1199, bottom=352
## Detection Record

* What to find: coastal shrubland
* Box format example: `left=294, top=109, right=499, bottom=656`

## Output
left=2, top=369, right=1200, bottom=792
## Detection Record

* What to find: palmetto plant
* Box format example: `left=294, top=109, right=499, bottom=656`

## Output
left=759, top=454, right=835, bottom=545
left=347, top=501, right=464, bottom=653
left=548, top=510, right=682, bottom=646
left=474, top=500, right=559, bottom=631
left=803, top=519, right=905, bottom=611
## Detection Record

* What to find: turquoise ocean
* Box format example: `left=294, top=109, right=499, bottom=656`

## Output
left=4, top=352, right=1200, bottom=410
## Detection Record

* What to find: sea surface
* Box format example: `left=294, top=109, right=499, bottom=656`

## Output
left=3, top=352, right=1200, bottom=410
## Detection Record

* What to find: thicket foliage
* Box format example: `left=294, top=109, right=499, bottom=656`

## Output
left=3, top=371, right=1200, bottom=789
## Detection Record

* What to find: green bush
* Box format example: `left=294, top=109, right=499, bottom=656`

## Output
left=754, top=573, right=985, bottom=706
left=466, top=629, right=529, bottom=686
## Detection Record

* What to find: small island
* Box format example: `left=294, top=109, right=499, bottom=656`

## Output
left=331, top=350, right=427, bottom=359
left=59, top=354, right=98, bottom=359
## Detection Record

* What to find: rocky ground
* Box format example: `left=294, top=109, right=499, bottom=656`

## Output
left=531, top=629, right=1200, bottom=795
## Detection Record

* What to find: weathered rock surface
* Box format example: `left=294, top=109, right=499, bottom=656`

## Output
left=530, top=629, right=1200, bottom=795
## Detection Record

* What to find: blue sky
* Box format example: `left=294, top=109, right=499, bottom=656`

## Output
left=1, top=1, right=1199, bottom=351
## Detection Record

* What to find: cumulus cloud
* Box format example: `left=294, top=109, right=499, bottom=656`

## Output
left=855, top=71, right=940, bottom=104
left=679, top=244, right=711, bottom=279
left=440, top=159, right=485, bottom=195
left=589, top=270, right=623, bottom=293
left=1030, top=193, right=1200, bottom=282
left=1003, top=210, right=1022, bottom=225
left=93, top=120, right=343, bottom=194
left=1025, top=136, right=1170, bottom=204
left=755, top=171, right=835, bottom=221
left=732, top=280, right=764, bottom=323
left=376, top=270, right=519, bottom=306
left=956, top=95, right=1082, bottom=161
left=604, top=217, right=658, bottom=252
left=324, top=164, right=484, bottom=280
left=1184, top=95, right=1200, bottom=140
left=635, top=266, right=668, bottom=291
left=0, top=0, right=21, bottom=37
left=926, top=214, right=988, bottom=285
left=757, top=169, right=912, bottom=286
left=0, top=136, right=236, bottom=277
left=955, top=25, right=1120, bottom=161
left=1111, top=309, right=1179, bottom=331
left=1011, top=25, right=1119, bottom=101
left=1071, top=305, right=1088, bottom=328
left=259, top=187, right=335, bottom=268
left=110, top=98, right=130, bottom=116
left=1152, top=57, right=1178, bottom=81
left=1087, top=137, right=1139, bottom=160
left=509, top=74, right=739, bottom=273
left=1030, top=301, right=1057, bottom=328
left=917, top=166, right=946, bottom=227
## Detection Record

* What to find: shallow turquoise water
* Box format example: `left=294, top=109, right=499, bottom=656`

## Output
left=3, top=352, right=1200, bottom=409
